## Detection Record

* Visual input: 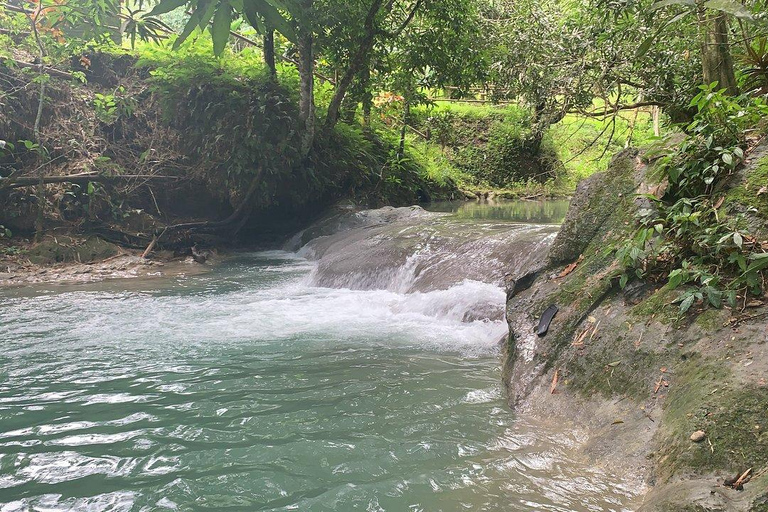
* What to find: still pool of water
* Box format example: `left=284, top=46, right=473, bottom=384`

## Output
left=0, top=204, right=640, bottom=511
left=424, top=200, right=570, bottom=225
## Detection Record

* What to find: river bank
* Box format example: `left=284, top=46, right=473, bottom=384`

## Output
left=0, top=235, right=215, bottom=287
left=503, top=146, right=768, bottom=511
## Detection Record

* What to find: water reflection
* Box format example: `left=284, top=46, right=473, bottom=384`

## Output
left=425, top=199, right=570, bottom=224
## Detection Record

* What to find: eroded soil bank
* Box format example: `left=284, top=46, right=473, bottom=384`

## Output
left=0, top=235, right=214, bottom=287
left=503, top=146, right=768, bottom=511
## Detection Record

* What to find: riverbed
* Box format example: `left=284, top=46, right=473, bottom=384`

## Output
left=0, top=201, right=642, bottom=511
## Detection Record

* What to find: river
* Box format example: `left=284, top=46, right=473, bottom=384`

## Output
left=0, top=201, right=641, bottom=511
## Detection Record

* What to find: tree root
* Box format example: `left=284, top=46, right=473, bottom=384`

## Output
left=141, top=166, right=264, bottom=258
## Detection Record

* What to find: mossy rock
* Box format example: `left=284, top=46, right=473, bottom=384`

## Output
left=725, top=153, right=768, bottom=235
left=547, top=148, right=640, bottom=265
left=655, top=356, right=768, bottom=481
left=26, top=236, right=119, bottom=264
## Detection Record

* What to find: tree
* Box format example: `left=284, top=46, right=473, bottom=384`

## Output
left=641, top=0, right=764, bottom=98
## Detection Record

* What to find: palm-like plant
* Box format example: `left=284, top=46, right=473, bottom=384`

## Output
left=120, top=7, right=174, bottom=48
left=738, top=36, right=768, bottom=95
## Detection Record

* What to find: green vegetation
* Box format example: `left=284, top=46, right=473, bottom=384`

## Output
left=726, top=155, right=768, bottom=222
left=618, top=86, right=768, bottom=314
left=549, top=112, right=657, bottom=186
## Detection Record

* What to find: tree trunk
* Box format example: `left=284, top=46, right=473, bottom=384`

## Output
left=362, top=91, right=373, bottom=129
left=264, top=28, right=276, bottom=79
left=324, top=0, right=384, bottom=130
left=698, top=5, right=738, bottom=95
left=297, top=28, right=315, bottom=158
left=397, top=96, right=410, bottom=160
left=341, top=67, right=372, bottom=124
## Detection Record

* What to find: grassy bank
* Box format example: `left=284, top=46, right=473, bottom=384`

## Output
left=393, top=101, right=657, bottom=198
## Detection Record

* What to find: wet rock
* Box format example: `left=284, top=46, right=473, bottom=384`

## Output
left=547, top=148, right=641, bottom=266
left=690, top=430, right=706, bottom=442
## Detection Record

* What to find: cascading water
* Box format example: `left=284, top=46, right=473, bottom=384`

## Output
left=0, top=201, right=643, bottom=511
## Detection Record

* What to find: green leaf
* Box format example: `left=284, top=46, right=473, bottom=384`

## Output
left=148, top=0, right=188, bottom=16
left=668, top=269, right=684, bottom=289
left=703, top=0, right=754, bottom=19
left=650, top=0, right=695, bottom=10
left=733, top=232, right=743, bottom=248
left=619, top=273, right=629, bottom=289
left=680, top=294, right=695, bottom=313
left=211, top=2, right=232, bottom=56
left=174, top=7, right=205, bottom=49
left=636, top=35, right=655, bottom=58
left=244, top=0, right=297, bottom=42
left=745, top=253, right=768, bottom=273
left=173, top=0, right=218, bottom=49
left=722, top=152, right=733, bottom=166
left=707, top=288, right=722, bottom=308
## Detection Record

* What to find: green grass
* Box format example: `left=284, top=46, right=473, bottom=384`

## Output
left=548, top=110, right=657, bottom=187
left=404, top=134, right=470, bottom=188
left=413, top=101, right=528, bottom=120
left=407, top=100, right=658, bottom=195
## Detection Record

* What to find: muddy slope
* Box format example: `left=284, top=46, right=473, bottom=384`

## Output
left=503, top=147, right=768, bottom=511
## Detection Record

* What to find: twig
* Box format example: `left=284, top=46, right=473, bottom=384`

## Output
left=550, top=369, right=559, bottom=394
left=7, top=59, right=73, bottom=80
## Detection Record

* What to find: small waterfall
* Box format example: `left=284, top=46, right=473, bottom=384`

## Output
left=292, top=206, right=559, bottom=326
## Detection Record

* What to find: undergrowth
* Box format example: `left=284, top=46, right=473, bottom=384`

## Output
left=618, top=84, right=768, bottom=314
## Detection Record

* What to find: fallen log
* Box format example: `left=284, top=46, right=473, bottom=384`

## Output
left=5, top=58, right=74, bottom=80
left=1, top=173, right=180, bottom=189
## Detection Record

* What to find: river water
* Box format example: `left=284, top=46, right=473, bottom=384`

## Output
left=0, top=201, right=641, bottom=511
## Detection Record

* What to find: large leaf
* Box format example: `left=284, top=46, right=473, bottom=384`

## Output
left=650, top=0, right=695, bottom=10
left=211, top=2, right=233, bottom=56
left=746, top=253, right=768, bottom=273
left=242, top=1, right=264, bottom=34
left=148, top=0, right=188, bottom=16
left=173, top=0, right=215, bottom=49
left=703, top=0, right=754, bottom=20
left=246, top=0, right=296, bottom=42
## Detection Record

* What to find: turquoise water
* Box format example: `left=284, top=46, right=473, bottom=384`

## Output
left=0, top=210, right=640, bottom=511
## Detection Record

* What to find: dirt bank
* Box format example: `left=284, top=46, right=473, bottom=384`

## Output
left=0, top=235, right=214, bottom=287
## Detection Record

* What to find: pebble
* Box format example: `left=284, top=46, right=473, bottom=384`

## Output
left=690, top=430, right=706, bottom=442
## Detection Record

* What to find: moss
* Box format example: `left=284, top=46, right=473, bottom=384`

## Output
left=564, top=345, right=662, bottom=399
left=725, top=155, right=768, bottom=220
left=655, top=357, right=768, bottom=481
left=693, top=308, right=726, bottom=331
left=751, top=487, right=768, bottom=512
left=548, top=148, right=638, bottom=265
left=630, top=284, right=679, bottom=324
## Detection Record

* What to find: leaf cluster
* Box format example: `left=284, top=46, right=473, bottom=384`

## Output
left=618, top=84, right=768, bottom=313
